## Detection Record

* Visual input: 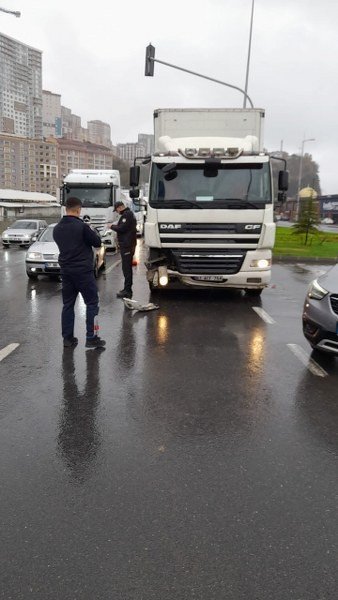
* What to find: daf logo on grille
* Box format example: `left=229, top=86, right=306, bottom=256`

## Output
left=83, top=215, right=91, bottom=223
left=245, top=224, right=261, bottom=230
left=160, top=224, right=182, bottom=229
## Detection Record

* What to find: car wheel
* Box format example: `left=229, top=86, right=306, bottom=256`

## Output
left=26, top=271, right=38, bottom=280
left=245, top=288, right=263, bottom=297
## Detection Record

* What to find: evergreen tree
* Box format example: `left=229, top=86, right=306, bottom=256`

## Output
left=292, top=194, right=320, bottom=245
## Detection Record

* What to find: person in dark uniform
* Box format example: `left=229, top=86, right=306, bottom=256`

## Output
left=111, top=201, right=137, bottom=299
left=53, top=196, right=106, bottom=349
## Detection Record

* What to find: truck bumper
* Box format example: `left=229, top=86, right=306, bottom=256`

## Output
left=167, top=268, right=271, bottom=289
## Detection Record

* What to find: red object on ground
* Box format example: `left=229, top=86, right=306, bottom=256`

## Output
left=132, top=259, right=138, bottom=266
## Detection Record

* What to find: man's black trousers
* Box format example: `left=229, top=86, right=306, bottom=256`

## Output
left=61, top=271, right=99, bottom=339
left=120, top=244, right=135, bottom=294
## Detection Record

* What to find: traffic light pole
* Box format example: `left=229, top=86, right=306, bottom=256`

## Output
left=145, top=46, right=254, bottom=109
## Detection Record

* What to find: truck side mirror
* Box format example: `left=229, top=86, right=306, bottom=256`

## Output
left=278, top=170, right=289, bottom=191
left=130, top=166, right=140, bottom=187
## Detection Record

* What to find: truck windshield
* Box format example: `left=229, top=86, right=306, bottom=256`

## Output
left=63, top=186, right=112, bottom=208
left=149, top=163, right=271, bottom=208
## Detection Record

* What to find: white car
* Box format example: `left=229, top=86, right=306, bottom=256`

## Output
left=25, top=224, right=106, bottom=280
left=321, top=217, right=334, bottom=225
left=2, top=219, right=47, bottom=248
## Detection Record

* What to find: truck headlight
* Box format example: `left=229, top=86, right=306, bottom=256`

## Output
left=250, top=258, right=271, bottom=269
left=308, top=279, right=328, bottom=300
left=158, top=265, right=168, bottom=286
left=27, top=252, right=42, bottom=259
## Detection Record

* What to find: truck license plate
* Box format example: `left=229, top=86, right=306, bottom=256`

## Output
left=193, top=275, right=224, bottom=282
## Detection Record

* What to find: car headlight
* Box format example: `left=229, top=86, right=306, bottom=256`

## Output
left=250, top=258, right=271, bottom=268
left=26, top=252, right=43, bottom=259
left=308, top=279, right=328, bottom=300
left=23, top=234, right=31, bottom=239
left=2, top=233, right=9, bottom=239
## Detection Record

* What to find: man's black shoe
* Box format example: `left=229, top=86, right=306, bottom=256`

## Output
left=116, top=289, right=132, bottom=298
left=85, top=336, right=106, bottom=349
left=63, top=336, right=78, bottom=348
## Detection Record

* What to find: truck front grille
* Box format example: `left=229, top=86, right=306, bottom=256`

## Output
left=172, top=249, right=246, bottom=275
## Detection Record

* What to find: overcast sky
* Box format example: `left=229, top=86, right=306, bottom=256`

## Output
left=2, top=0, right=338, bottom=193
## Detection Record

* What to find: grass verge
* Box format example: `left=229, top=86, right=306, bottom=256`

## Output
left=274, top=226, right=338, bottom=258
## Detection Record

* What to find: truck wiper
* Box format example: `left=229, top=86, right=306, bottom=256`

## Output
left=219, top=198, right=261, bottom=209
left=154, top=199, right=202, bottom=209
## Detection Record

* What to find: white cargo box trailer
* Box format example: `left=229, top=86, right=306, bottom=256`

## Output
left=153, top=108, right=265, bottom=152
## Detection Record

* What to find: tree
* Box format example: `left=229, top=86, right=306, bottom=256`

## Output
left=271, top=151, right=321, bottom=200
left=292, top=194, right=320, bottom=245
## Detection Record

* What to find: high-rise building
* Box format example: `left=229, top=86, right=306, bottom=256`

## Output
left=88, top=120, right=111, bottom=148
left=117, top=142, right=146, bottom=162
left=42, top=90, right=62, bottom=138
left=0, top=33, right=42, bottom=139
left=138, top=133, right=154, bottom=156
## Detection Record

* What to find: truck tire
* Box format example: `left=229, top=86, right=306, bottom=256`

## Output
left=26, top=271, right=38, bottom=280
left=245, top=288, right=263, bottom=297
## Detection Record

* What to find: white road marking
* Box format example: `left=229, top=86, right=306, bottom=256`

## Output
left=105, top=259, right=121, bottom=274
left=0, top=343, right=20, bottom=363
left=287, top=343, right=328, bottom=377
left=252, top=306, right=276, bottom=324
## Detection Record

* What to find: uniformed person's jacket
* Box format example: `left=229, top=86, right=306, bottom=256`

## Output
left=53, top=216, right=101, bottom=274
left=111, top=208, right=137, bottom=249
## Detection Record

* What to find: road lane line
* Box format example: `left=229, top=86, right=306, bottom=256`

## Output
left=287, top=343, right=328, bottom=377
left=105, top=259, right=121, bottom=274
left=0, top=343, right=20, bottom=363
left=252, top=307, right=276, bottom=324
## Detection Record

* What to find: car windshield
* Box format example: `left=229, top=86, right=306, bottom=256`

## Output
left=149, top=163, right=271, bottom=209
left=11, top=221, right=37, bottom=230
left=64, top=187, right=112, bottom=208
left=39, top=227, right=55, bottom=242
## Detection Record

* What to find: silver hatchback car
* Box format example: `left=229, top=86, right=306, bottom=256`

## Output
left=2, top=219, right=47, bottom=247
left=303, top=264, right=338, bottom=355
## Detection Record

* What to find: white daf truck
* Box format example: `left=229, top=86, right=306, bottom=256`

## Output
left=130, top=108, right=288, bottom=295
left=60, top=169, right=121, bottom=250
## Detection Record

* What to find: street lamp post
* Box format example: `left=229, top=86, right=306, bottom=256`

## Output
left=296, top=137, right=315, bottom=220
left=0, top=6, right=21, bottom=17
left=243, top=0, right=255, bottom=108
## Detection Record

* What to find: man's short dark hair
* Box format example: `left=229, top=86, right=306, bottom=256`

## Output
left=66, top=196, right=82, bottom=210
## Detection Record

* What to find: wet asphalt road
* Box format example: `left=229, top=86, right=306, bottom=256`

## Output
left=1, top=243, right=338, bottom=600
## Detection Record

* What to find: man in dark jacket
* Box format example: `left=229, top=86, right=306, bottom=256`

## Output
left=53, top=196, right=106, bottom=349
left=111, top=201, right=137, bottom=299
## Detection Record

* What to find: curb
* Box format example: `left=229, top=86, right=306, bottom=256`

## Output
left=273, top=255, right=337, bottom=264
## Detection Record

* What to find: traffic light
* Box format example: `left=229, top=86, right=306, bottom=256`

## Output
left=145, top=44, right=155, bottom=76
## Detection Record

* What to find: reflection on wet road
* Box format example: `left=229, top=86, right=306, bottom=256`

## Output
left=1, top=246, right=338, bottom=600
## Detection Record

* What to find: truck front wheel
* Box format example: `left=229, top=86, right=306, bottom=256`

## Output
left=245, top=288, right=263, bottom=297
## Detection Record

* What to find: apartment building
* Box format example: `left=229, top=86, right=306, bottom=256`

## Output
left=116, top=142, right=146, bottom=162
left=138, top=133, right=154, bottom=156
left=87, top=120, right=111, bottom=148
left=0, top=33, right=42, bottom=139
left=0, top=134, right=58, bottom=194
left=42, top=90, right=62, bottom=138
left=58, top=138, right=114, bottom=177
